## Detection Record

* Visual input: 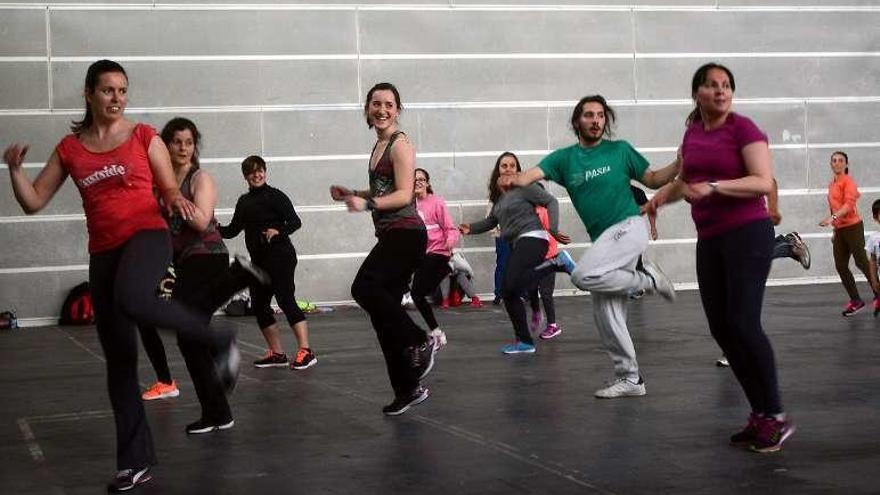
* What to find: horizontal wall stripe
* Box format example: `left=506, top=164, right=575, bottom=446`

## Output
left=6, top=52, right=880, bottom=64
left=2, top=231, right=869, bottom=273
left=5, top=3, right=880, bottom=13
left=5, top=96, right=880, bottom=117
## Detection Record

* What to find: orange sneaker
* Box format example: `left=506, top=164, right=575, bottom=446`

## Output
left=291, top=348, right=318, bottom=370
left=142, top=380, right=179, bottom=401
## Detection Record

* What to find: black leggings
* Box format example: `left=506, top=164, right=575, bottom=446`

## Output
left=251, top=243, right=306, bottom=330
left=529, top=271, right=557, bottom=325
left=351, top=228, right=427, bottom=397
left=139, top=253, right=235, bottom=424
left=90, top=229, right=228, bottom=470
left=501, top=237, right=550, bottom=345
left=412, top=253, right=451, bottom=331
left=696, top=219, right=782, bottom=415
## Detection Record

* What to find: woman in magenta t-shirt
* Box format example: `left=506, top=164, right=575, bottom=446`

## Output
left=3, top=60, right=244, bottom=492
left=648, top=63, right=794, bottom=453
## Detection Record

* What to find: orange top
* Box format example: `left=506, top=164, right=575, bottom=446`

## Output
left=535, top=205, right=558, bottom=260
left=827, top=173, right=861, bottom=230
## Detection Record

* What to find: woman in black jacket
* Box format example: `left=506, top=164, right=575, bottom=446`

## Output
left=220, top=155, right=317, bottom=370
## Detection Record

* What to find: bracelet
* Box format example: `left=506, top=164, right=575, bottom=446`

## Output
left=365, top=197, right=378, bottom=211
left=831, top=214, right=839, bottom=221
left=708, top=181, right=719, bottom=192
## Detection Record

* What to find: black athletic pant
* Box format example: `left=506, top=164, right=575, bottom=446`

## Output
left=412, top=253, right=451, bottom=331
left=250, top=242, right=306, bottom=331
left=90, top=229, right=228, bottom=470
left=351, top=228, right=427, bottom=397
left=502, top=237, right=550, bottom=345
left=696, top=219, right=782, bottom=415
left=139, top=324, right=172, bottom=384
left=833, top=221, right=872, bottom=301
left=529, top=271, right=557, bottom=325
left=138, top=253, right=235, bottom=424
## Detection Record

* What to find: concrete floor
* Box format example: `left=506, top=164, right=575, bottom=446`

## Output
left=1, top=283, right=879, bottom=494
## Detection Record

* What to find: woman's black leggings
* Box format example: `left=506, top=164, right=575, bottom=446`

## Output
left=696, top=219, right=782, bottom=415
left=501, top=237, right=550, bottom=345
left=529, top=271, right=557, bottom=325
left=351, top=228, right=427, bottom=397
left=251, top=242, right=306, bottom=330
left=138, top=252, right=234, bottom=424
left=412, top=253, right=451, bottom=330
left=89, top=229, right=228, bottom=470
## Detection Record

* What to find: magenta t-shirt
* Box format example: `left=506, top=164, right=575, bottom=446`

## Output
left=681, top=112, right=769, bottom=239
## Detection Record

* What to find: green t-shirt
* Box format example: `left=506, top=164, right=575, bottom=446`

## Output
left=538, top=140, right=649, bottom=240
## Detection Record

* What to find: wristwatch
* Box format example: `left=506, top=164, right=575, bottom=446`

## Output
left=365, top=197, right=378, bottom=211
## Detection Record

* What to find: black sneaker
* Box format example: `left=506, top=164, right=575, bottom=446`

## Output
left=291, top=348, right=318, bottom=370
left=253, top=351, right=289, bottom=368
left=785, top=232, right=811, bottom=270
left=107, top=465, right=152, bottom=493
left=186, top=418, right=235, bottom=435
left=406, top=340, right=436, bottom=380
left=382, top=386, right=429, bottom=416
left=214, top=338, right=241, bottom=394
left=233, top=254, right=271, bottom=286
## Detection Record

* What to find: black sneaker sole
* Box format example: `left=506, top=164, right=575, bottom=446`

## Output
left=383, top=388, right=429, bottom=416
left=187, top=420, right=234, bottom=435
left=291, top=357, right=318, bottom=370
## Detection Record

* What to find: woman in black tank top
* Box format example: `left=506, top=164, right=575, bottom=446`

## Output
left=330, top=83, right=435, bottom=416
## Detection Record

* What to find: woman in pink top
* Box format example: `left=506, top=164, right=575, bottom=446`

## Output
left=411, top=167, right=462, bottom=349
left=819, top=151, right=874, bottom=316
left=648, top=62, right=793, bottom=454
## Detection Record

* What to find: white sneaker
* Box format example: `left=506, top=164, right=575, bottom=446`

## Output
left=594, top=377, right=646, bottom=399
left=640, top=258, right=676, bottom=302
left=716, top=355, right=730, bottom=367
left=429, top=328, right=447, bottom=349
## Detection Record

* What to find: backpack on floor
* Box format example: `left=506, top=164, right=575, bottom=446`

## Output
left=0, top=310, right=18, bottom=330
left=59, top=282, right=95, bottom=325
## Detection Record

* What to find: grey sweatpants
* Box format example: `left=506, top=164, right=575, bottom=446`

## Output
left=571, top=215, right=654, bottom=381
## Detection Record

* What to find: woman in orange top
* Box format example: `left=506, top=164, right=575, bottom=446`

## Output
left=819, top=151, right=874, bottom=316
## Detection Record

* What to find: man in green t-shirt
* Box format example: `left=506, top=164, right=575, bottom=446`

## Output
left=506, top=94, right=679, bottom=399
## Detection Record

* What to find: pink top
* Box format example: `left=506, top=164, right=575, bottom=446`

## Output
left=416, top=194, right=459, bottom=256
left=827, top=174, right=862, bottom=230
left=681, top=112, right=769, bottom=239
left=56, top=124, right=168, bottom=253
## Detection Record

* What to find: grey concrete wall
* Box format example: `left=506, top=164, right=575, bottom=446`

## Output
left=1, top=2, right=878, bottom=323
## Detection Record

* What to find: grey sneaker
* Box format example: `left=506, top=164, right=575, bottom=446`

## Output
left=785, top=232, right=811, bottom=270
left=640, top=258, right=676, bottom=301
left=594, top=377, right=646, bottom=399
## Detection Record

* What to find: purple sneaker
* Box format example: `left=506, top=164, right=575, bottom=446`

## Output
left=842, top=299, right=865, bottom=317
left=750, top=416, right=796, bottom=453
left=729, top=412, right=762, bottom=446
left=539, top=323, right=562, bottom=340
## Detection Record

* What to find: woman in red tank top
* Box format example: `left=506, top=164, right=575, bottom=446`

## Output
left=3, top=60, right=253, bottom=492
